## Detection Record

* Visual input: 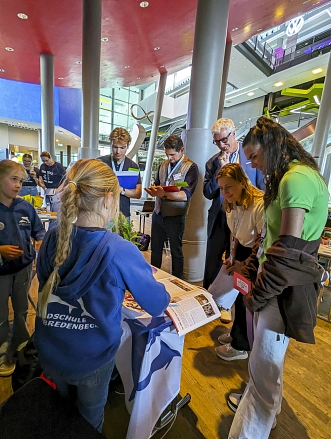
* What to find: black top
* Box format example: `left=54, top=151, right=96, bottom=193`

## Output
left=98, top=155, right=141, bottom=217
left=40, top=162, right=66, bottom=189
left=22, top=167, right=41, bottom=187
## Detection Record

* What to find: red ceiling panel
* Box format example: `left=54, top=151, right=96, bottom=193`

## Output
left=0, top=0, right=328, bottom=88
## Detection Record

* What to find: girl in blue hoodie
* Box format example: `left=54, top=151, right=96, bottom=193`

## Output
left=0, top=160, right=45, bottom=377
left=35, top=159, right=170, bottom=432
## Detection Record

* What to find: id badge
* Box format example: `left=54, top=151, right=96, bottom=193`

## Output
left=173, top=173, right=182, bottom=181
left=234, top=272, right=251, bottom=295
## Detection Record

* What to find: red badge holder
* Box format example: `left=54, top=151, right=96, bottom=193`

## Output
left=234, top=272, right=251, bottom=295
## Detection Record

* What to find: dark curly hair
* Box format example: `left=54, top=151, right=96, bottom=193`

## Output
left=242, top=116, right=321, bottom=208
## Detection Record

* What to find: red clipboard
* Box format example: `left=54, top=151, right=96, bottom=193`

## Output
left=234, top=272, right=251, bottom=295
left=162, top=186, right=180, bottom=192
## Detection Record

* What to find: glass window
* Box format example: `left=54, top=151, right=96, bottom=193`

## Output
left=113, top=112, right=128, bottom=128
left=129, top=89, right=139, bottom=104
left=114, top=99, right=129, bottom=114
left=115, top=88, right=129, bottom=102
left=175, top=67, right=191, bottom=86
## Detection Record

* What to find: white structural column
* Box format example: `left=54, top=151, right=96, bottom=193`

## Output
left=311, top=53, right=331, bottom=170
left=40, top=53, right=55, bottom=157
left=78, top=0, right=102, bottom=159
left=183, top=0, right=230, bottom=282
left=141, top=71, right=168, bottom=193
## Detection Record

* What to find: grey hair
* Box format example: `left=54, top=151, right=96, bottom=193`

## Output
left=211, top=118, right=235, bottom=134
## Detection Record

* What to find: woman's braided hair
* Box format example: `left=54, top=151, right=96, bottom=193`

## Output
left=38, top=159, right=119, bottom=318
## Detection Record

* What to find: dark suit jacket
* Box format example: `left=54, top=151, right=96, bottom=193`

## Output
left=203, top=145, right=264, bottom=238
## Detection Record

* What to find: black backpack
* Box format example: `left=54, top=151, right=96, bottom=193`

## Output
left=11, top=336, right=43, bottom=392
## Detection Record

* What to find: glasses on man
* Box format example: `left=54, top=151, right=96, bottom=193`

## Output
left=213, top=131, right=233, bottom=145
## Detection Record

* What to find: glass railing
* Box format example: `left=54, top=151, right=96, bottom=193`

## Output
left=245, top=36, right=275, bottom=68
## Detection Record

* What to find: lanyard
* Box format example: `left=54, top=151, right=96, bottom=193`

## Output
left=166, top=156, right=184, bottom=186
left=232, top=204, right=243, bottom=237
left=230, top=204, right=244, bottom=263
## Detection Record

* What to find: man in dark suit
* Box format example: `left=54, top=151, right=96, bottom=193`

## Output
left=203, top=118, right=264, bottom=290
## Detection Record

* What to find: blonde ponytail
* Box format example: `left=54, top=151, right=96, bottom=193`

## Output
left=38, top=159, right=120, bottom=318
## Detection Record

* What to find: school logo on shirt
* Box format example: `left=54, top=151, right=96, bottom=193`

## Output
left=19, top=217, right=30, bottom=225
left=42, top=293, right=98, bottom=330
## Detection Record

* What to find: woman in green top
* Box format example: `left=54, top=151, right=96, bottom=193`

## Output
left=227, top=117, right=329, bottom=439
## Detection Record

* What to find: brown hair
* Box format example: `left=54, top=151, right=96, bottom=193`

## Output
left=110, top=127, right=131, bottom=146
left=163, top=135, right=183, bottom=152
left=38, top=159, right=120, bottom=318
left=217, top=163, right=264, bottom=213
left=40, top=151, right=52, bottom=159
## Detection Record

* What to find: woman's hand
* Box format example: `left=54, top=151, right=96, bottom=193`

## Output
left=0, top=245, right=24, bottom=260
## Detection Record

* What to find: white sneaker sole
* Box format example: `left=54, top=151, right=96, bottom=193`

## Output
left=216, top=349, right=248, bottom=361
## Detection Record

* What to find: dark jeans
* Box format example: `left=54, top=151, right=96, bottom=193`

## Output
left=203, top=211, right=230, bottom=290
left=151, top=212, right=185, bottom=279
left=0, top=265, right=32, bottom=353
left=230, top=243, right=252, bottom=352
left=43, top=358, right=115, bottom=432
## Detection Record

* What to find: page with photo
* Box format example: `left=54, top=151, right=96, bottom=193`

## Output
left=157, top=277, right=221, bottom=336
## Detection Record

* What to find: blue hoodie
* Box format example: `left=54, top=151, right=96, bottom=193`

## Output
left=0, top=198, right=45, bottom=275
left=35, top=227, right=170, bottom=377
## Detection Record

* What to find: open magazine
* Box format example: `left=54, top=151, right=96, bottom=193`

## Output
left=123, top=276, right=220, bottom=336
left=159, top=277, right=220, bottom=336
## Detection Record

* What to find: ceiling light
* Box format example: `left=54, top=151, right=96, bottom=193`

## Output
left=5, top=47, right=14, bottom=52
left=247, top=92, right=255, bottom=96
left=313, top=95, right=320, bottom=104
left=274, top=81, right=284, bottom=87
left=257, top=28, right=263, bottom=32
left=101, top=37, right=108, bottom=42
left=56, top=139, right=59, bottom=142
left=140, top=1, right=149, bottom=7
left=125, top=65, right=130, bottom=68
left=232, top=27, right=238, bottom=31
left=76, top=61, right=82, bottom=64
left=160, top=65, right=165, bottom=68
left=17, top=13, right=28, bottom=20
left=154, top=47, right=160, bottom=51
left=243, top=66, right=247, bottom=69
left=137, top=77, right=140, bottom=79
left=312, top=68, right=322, bottom=74
left=58, top=77, right=64, bottom=80
left=0, top=69, right=5, bottom=73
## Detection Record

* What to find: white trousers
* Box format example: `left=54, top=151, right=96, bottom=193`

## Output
left=228, top=297, right=290, bottom=439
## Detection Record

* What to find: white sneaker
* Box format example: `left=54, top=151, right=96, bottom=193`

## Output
left=218, top=332, right=233, bottom=345
left=215, top=344, right=248, bottom=361
left=227, top=392, right=277, bottom=429
left=220, top=308, right=232, bottom=323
